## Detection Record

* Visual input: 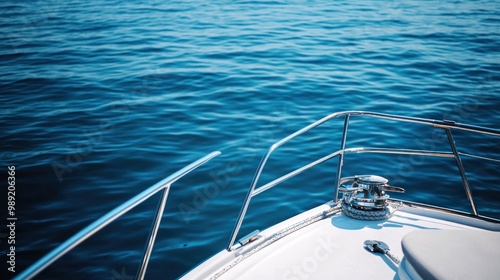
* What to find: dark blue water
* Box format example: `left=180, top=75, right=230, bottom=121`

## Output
left=1, top=0, right=499, bottom=279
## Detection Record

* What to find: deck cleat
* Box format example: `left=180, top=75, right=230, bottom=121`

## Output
left=339, top=175, right=404, bottom=220
left=364, top=240, right=400, bottom=265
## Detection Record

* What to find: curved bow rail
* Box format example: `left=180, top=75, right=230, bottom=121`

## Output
left=226, top=111, right=500, bottom=251
left=16, top=151, right=221, bottom=280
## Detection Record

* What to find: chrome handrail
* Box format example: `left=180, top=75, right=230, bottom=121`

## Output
left=16, top=151, right=221, bottom=280
left=227, top=111, right=500, bottom=250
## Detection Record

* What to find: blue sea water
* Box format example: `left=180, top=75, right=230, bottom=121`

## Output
left=0, top=0, right=499, bottom=279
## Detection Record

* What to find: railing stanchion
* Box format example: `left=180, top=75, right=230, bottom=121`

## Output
left=445, top=128, right=478, bottom=215
left=226, top=149, right=273, bottom=251
left=137, top=184, right=171, bottom=279
left=334, top=114, right=350, bottom=202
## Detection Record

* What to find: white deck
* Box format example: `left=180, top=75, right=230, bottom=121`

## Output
left=182, top=203, right=500, bottom=280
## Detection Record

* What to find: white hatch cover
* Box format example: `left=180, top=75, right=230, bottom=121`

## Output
left=400, top=230, right=500, bottom=280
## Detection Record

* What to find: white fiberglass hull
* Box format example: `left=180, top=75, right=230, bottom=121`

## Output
left=182, top=202, right=500, bottom=280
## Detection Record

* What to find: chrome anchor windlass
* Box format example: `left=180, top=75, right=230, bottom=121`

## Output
left=339, top=175, right=404, bottom=220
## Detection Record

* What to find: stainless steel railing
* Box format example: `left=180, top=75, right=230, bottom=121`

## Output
left=16, top=151, right=221, bottom=280
left=226, top=111, right=500, bottom=251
